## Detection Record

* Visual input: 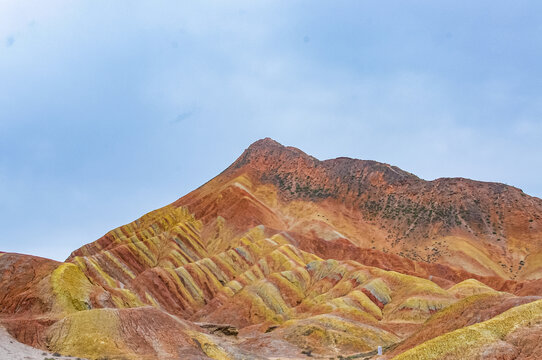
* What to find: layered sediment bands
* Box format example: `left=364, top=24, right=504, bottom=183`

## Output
left=384, top=292, right=542, bottom=358
left=393, top=299, right=542, bottom=360
left=2, top=138, right=542, bottom=359
left=0, top=253, right=60, bottom=315
left=45, top=307, right=206, bottom=360
left=69, top=206, right=207, bottom=281
left=182, top=138, right=542, bottom=281
left=193, top=255, right=459, bottom=355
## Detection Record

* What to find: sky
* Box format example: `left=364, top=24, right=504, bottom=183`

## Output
left=1, top=1, right=541, bottom=261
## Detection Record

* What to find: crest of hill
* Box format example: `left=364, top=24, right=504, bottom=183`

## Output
left=73, top=138, right=542, bottom=282
left=214, top=138, right=542, bottom=273
left=3, top=138, right=542, bottom=360
left=227, top=138, right=538, bottom=201
left=229, top=137, right=419, bottom=188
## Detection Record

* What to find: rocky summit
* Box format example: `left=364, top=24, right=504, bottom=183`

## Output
left=1, top=138, right=542, bottom=359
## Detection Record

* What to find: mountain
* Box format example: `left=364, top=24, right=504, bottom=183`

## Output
left=1, top=138, right=542, bottom=359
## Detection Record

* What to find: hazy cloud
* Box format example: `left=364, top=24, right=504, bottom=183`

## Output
left=172, top=111, right=194, bottom=123
left=5, top=35, right=15, bottom=47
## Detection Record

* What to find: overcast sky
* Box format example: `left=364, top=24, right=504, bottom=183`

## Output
left=1, top=1, right=541, bottom=261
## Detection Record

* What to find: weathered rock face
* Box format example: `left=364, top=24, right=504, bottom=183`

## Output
left=1, top=138, right=542, bottom=359
left=179, top=138, right=542, bottom=281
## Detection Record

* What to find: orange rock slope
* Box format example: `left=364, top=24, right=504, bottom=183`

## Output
left=1, top=138, right=542, bottom=359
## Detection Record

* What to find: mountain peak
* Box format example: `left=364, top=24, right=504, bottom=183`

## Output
left=3, top=138, right=542, bottom=360
left=246, top=137, right=283, bottom=150
left=229, top=138, right=316, bottom=171
left=244, top=137, right=311, bottom=157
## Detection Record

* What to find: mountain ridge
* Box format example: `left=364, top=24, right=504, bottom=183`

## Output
left=172, top=138, right=542, bottom=280
left=232, top=137, right=534, bottom=195
left=2, top=138, right=542, bottom=359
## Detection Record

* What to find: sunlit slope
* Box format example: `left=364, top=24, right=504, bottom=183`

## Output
left=171, top=138, right=542, bottom=281
left=394, top=298, right=542, bottom=360
left=2, top=216, right=504, bottom=359
left=67, top=139, right=542, bottom=289
left=2, top=138, right=542, bottom=359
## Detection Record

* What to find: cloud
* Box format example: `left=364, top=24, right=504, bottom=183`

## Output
left=171, top=106, right=199, bottom=124
left=172, top=110, right=196, bottom=124
left=5, top=35, right=14, bottom=47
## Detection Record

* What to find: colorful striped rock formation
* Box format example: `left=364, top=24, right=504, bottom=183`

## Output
left=1, top=138, right=542, bottom=359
